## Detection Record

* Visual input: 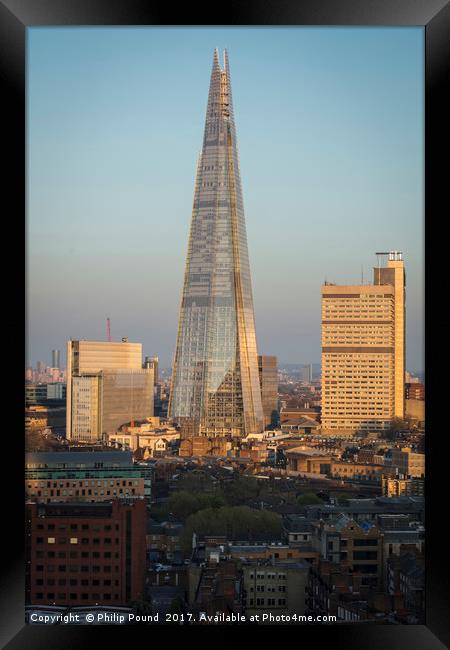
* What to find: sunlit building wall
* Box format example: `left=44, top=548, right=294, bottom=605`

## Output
left=321, top=252, right=405, bottom=434
left=67, top=340, right=154, bottom=442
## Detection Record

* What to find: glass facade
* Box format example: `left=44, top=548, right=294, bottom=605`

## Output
left=169, top=50, right=264, bottom=438
left=101, top=369, right=154, bottom=437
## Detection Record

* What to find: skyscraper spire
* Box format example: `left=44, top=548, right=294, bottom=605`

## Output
left=169, top=50, right=264, bottom=440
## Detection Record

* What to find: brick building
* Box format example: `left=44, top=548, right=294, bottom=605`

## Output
left=26, top=500, right=146, bottom=607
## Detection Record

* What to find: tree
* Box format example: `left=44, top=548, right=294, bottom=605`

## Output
left=297, top=492, right=324, bottom=506
left=222, top=477, right=260, bottom=505
left=166, top=491, right=200, bottom=521
left=180, top=505, right=282, bottom=554
left=129, top=599, right=152, bottom=616
left=332, top=493, right=350, bottom=505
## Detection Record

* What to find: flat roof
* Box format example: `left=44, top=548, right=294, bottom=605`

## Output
left=25, top=450, right=133, bottom=468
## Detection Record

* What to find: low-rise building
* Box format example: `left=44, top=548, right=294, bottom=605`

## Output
left=389, top=447, right=425, bottom=478
left=381, top=475, right=424, bottom=497
left=25, top=451, right=152, bottom=502
left=242, top=560, right=309, bottom=620
left=285, top=447, right=334, bottom=475
left=311, top=515, right=382, bottom=590
left=146, top=520, right=184, bottom=564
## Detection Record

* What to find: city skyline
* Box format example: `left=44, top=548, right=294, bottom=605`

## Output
left=27, top=27, right=424, bottom=371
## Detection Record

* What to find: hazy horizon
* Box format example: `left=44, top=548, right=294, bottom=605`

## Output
left=27, top=27, right=424, bottom=372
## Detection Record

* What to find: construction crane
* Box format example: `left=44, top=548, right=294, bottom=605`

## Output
left=107, top=317, right=111, bottom=342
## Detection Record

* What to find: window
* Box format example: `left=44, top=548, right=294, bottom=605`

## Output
left=70, top=538, right=78, bottom=545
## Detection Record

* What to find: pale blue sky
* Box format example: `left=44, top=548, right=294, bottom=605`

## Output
left=27, top=27, right=424, bottom=370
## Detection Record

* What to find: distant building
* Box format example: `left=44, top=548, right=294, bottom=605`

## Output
left=405, top=399, right=425, bottom=425
left=66, top=340, right=154, bottom=443
left=381, top=475, right=424, bottom=498
left=304, top=496, right=425, bottom=525
left=26, top=383, right=66, bottom=405
left=285, top=447, right=333, bottom=475
left=25, top=384, right=48, bottom=405
left=311, top=515, right=382, bottom=590
left=46, top=383, right=66, bottom=400
left=258, top=355, right=279, bottom=429
left=26, top=500, right=147, bottom=607
left=25, top=450, right=152, bottom=502
left=405, top=382, right=424, bottom=400
left=144, top=356, right=159, bottom=385
left=301, top=364, right=312, bottom=383
left=321, top=251, right=405, bottom=435
left=25, top=405, right=66, bottom=434
left=242, top=561, right=309, bottom=620
left=52, top=350, right=61, bottom=369
left=388, top=447, right=425, bottom=478
left=188, top=558, right=243, bottom=617
left=386, top=550, right=424, bottom=622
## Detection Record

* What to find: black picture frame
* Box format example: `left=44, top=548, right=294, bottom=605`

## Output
left=3, top=0, right=449, bottom=647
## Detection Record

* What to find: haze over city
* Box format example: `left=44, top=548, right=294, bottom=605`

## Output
left=27, top=27, right=424, bottom=371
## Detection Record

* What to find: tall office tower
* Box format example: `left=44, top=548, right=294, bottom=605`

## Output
left=321, top=251, right=405, bottom=435
left=301, top=364, right=313, bottom=383
left=169, top=50, right=264, bottom=439
left=66, top=340, right=154, bottom=443
left=258, top=355, right=279, bottom=429
left=52, top=349, right=60, bottom=369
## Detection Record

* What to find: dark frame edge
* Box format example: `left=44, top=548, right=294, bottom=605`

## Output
left=1, top=0, right=449, bottom=647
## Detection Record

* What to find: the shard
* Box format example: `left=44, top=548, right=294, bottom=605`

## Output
left=169, top=49, right=264, bottom=439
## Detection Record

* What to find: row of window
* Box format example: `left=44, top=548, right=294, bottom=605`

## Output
left=35, top=578, right=118, bottom=586
left=248, top=573, right=287, bottom=580
left=249, top=585, right=286, bottom=593
left=34, top=593, right=118, bottom=601
left=36, top=524, right=117, bottom=531
left=35, top=565, right=119, bottom=573
left=36, top=551, right=118, bottom=559
left=30, top=481, right=138, bottom=488
left=248, top=598, right=286, bottom=607
left=36, top=537, right=117, bottom=545
left=31, top=489, right=136, bottom=497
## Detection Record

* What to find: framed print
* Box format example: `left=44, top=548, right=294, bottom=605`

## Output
left=2, top=0, right=449, bottom=647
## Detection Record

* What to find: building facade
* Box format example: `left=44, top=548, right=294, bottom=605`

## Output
left=242, top=561, right=309, bottom=620
left=66, top=340, right=154, bottom=443
left=321, top=251, right=405, bottom=434
left=26, top=500, right=146, bottom=607
left=258, top=355, right=279, bottom=429
left=169, top=49, right=264, bottom=440
left=52, top=350, right=61, bottom=369
left=25, top=451, right=152, bottom=502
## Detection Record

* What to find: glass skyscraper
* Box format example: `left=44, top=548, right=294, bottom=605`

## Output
left=169, top=49, right=264, bottom=438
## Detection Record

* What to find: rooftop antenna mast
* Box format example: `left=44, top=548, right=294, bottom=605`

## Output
left=107, top=317, right=111, bottom=342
